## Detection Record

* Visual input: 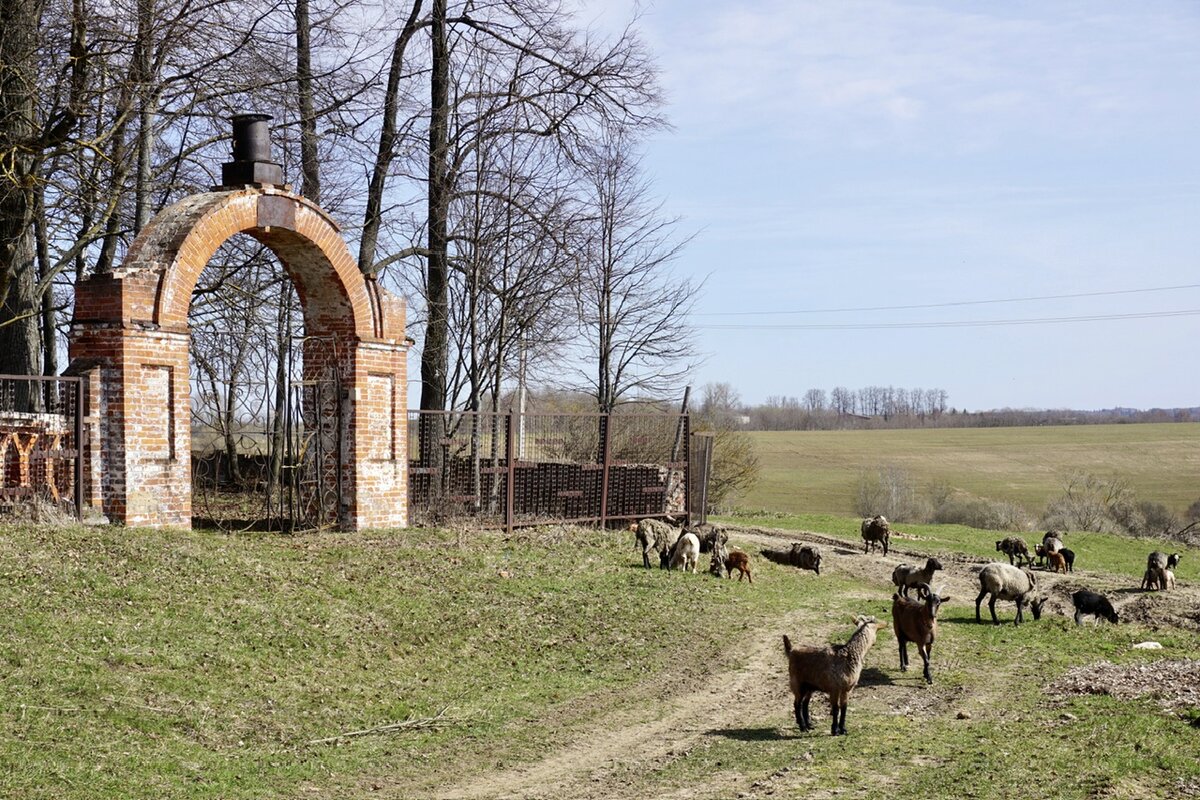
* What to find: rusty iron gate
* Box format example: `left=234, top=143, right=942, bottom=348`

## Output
left=190, top=331, right=343, bottom=531
left=408, top=410, right=702, bottom=530
left=0, top=375, right=84, bottom=519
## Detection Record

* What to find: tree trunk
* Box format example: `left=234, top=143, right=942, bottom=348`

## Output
left=421, top=0, right=449, bottom=413
left=0, top=0, right=46, bottom=376
left=294, top=0, right=320, bottom=203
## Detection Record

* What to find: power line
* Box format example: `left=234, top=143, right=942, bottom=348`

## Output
left=693, top=283, right=1200, bottom=316
left=705, top=308, right=1200, bottom=331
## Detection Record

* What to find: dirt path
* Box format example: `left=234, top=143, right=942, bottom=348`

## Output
left=433, top=525, right=1200, bottom=800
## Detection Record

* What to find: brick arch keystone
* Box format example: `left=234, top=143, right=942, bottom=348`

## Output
left=69, top=187, right=408, bottom=530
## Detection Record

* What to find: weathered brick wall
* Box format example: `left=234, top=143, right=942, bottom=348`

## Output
left=70, top=187, right=408, bottom=530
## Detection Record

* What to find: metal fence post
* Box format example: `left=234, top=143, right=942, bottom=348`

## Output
left=505, top=410, right=515, bottom=535
left=74, top=380, right=84, bottom=521
left=599, top=413, right=611, bottom=527
left=683, top=413, right=690, bottom=527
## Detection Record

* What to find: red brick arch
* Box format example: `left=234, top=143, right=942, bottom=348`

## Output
left=70, top=187, right=408, bottom=530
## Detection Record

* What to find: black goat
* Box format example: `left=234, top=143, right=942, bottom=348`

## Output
left=1071, top=590, right=1118, bottom=625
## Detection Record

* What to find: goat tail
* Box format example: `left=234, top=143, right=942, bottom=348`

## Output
left=782, top=635, right=793, bottom=655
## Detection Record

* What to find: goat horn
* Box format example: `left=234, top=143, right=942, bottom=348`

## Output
left=915, top=582, right=931, bottom=599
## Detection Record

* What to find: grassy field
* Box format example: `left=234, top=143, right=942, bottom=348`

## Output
left=2, top=519, right=1199, bottom=799
left=735, top=422, right=1200, bottom=517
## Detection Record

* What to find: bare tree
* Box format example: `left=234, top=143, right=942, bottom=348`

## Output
left=572, top=130, right=697, bottom=412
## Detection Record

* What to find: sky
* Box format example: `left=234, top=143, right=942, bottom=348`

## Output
left=575, top=0, right=1200, bottom=411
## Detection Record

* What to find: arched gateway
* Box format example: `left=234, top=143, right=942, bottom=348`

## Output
left=70, top=152, right=408, bottom=529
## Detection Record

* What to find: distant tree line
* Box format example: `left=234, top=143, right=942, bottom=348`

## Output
left=700, top=383, right=1199, bottom=431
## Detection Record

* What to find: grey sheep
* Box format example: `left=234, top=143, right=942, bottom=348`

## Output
left=761, top=543, right=822, bottom=574
left=861, top=515, right=891, bottom=555
left=687, top=522, right=729, bottom=554
left=630, top=518, right=680, bottom=569
left=891, top=557, right=944, bottom=598
left=783, top=615, right=888, bottom=736
left=891, top=583, right=950, bottom=684
left=975, top=562, right=1045, bottom=625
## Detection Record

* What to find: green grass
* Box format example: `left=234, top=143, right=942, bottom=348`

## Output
left=737, top=422, right=1200, bottom=517
left=722, top=511, right=1200, bottom=584
left=3, top=516, right=1199, bottom=799
left=0, top=523, right=808, bottom=799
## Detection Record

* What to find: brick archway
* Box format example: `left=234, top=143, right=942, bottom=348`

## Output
left=70, top=187, right=408, bottom=530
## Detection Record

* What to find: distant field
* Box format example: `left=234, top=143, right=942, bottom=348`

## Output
left=734, top=422, right=1200, bottom=517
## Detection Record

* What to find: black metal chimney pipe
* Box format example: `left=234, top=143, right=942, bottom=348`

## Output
left=220, top=113, right=284, bottom=188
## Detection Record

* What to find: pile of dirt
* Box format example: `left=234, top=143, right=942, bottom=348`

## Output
left=1050, top=659, right=1200, bottom=712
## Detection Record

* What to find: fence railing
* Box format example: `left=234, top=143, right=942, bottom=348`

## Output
left=408, top=410, right=703, bottom=531
left=0, top=375, right=84, bottom=520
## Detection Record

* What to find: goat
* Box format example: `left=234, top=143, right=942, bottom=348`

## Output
left=891, top=583, right=949, bottom=684
left=996, top=536, right=1031, bottom=567
left=1059, top=547, right=1075, bottom=572
left=761, top=543, right=821, bottom=575
left=668, top=532, right=700, bottom=573
left=709, top=539, right=730, bottom=578
left=1047, top=550, right=1067, bottom=574
left=630, top=518, right=680, bottom=569
left=861, top=515, right=891, bottom=555
left=1163, top=569, right=1176, bottom=590
left=783, top=615, right=888, bottom=736
left=976, top=563, right=1044, bottom=625
left=1071, top=590, right=1118, bottom=625
left=891, top=557, right=944, bottom=598
left=725, top=548, right=753, bottom=583
left=1167, top=553, right=1183, bottom=570
left=1142, top=551, right=1170, bottom=590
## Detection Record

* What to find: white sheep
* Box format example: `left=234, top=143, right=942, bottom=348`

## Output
left=668, top=532, right=700, bottom=573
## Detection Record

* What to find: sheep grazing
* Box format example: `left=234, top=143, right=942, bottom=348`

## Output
left=861, top=515, right=891, bottom=555
left=687, top=522, right=729, bottom=554
left=1059, top=547, right=1076, bottom=572
left=782, top=615, right=888, bottom=736
left=668, top=532, right=701, bottom=573
left=761, top=543, right=822, bottom=575
left=891, top=557, right=944, bottom=598
left=725, top=549, right=754, bottom=583
left=891, top=583, right=950, bottom=684
left=630, top=518, right=681, bottom=569
left=975, top=563, right=1045, bottom=626
left=1047, top=550, right=1067, bottom=574
left=1071, top=590, right=1119, bottom=625
left=996, top=536, right=1031, bottom=567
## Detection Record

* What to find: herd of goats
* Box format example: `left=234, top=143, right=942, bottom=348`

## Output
left=629, top=514, right=1185, bottom=737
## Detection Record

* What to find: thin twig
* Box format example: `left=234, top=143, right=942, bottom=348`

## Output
left=306, top=705, right=465, bottom=746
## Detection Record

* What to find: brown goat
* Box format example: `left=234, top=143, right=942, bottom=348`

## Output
left=726, top=549, right=753, bottom=583
left=783, top=615, right=887, bottom=736
left=1047, top=550, right=1067, bottom=573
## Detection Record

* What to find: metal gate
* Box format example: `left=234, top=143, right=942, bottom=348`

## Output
left=190, top=330, right=343, bottom=531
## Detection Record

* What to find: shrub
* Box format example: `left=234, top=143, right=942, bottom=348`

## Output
left=854, top=465, right=928, bottom=523
left=929, top=492, right=1032, bottom=531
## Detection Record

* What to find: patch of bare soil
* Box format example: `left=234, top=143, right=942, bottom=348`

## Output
left=1050, top=659, right=1200, bottom=713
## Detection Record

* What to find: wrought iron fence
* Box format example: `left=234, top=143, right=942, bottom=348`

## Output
left=0, top=375, right=83, bottom=520
left=408, top=410, right=702, bottom=531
